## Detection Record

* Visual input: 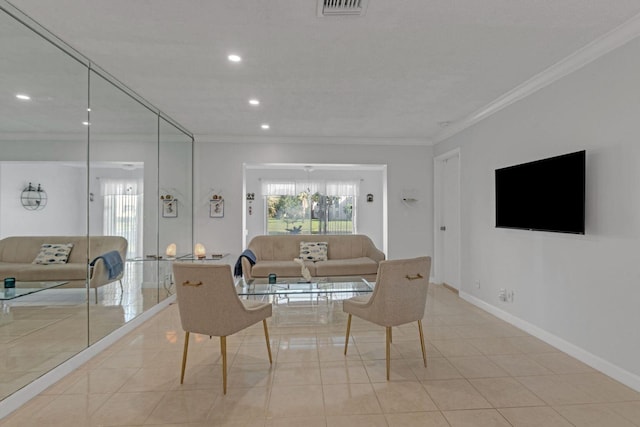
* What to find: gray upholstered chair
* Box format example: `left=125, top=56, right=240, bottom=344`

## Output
left=343, top=256, right=431, bottom=380
left=172, top=262, right=273, bottom=394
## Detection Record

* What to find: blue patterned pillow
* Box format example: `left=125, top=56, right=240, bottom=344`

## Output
left=32, top=243, right=73, bottom=265
left=299, top=241, right=328, bottom=262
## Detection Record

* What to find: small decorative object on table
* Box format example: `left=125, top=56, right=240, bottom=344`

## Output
left=293, top=258, right=312, bottom=282
left=165, top=243, right=177, bottom=258
left=4, top=277, right=15, bottom=288
left=194, top=243, right=206, bottom=259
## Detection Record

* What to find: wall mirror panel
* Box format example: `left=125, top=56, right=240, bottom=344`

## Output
left=0, top=1, right=193, bottom=404
left=0, top=5, right=89, bottom=401
left=87, top=70, right=160, bottom=344
left=158, top=118, right=193, bottom=302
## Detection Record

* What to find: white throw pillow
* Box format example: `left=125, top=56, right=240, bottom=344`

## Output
left=299, top=241, right=328, bottom=262
left=32, top=243, right=73, bottom=265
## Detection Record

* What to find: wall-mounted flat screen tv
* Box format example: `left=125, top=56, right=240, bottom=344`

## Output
left=495, top=150, right=585, bottom=234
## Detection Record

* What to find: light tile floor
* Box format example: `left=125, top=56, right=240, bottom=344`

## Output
left=2, top=284, right=640, bottom=426
left=0, top=261, right=170, bottom=401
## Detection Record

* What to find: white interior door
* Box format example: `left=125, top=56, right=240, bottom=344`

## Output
left=440, top=153, right=460, bottom=290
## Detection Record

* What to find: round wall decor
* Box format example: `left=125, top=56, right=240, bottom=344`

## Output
left=21, top=182, right=47, bottom=210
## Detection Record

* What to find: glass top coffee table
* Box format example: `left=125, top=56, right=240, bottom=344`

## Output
left=236, top=276, right=374, bottom=325
left=1, top=281, right=69, bottom=300
left=236, top=276, right=374, bottom=297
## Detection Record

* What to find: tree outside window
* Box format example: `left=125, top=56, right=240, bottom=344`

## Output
left=266, top=192, right=355, bottom=235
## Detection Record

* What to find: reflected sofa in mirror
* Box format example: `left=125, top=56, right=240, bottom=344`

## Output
left=0, top=161, right=88, bottom=402
left=0, top=1, right=194, bottom=405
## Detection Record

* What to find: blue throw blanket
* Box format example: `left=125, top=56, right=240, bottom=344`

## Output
left=91, top=250, right=124, bottom=280
left=234, top=249, right=256, bottom=277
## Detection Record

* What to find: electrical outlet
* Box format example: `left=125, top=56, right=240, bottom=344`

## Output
left=475, top=280, right=481, bottom=289
left=507, top=290, right=515, bottom=303
left=498, top=288, right=507, bottom=302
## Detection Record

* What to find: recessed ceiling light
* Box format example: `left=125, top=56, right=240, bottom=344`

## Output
left=228, top=54, right=242, bottom=62
left=249, top=99, right=260, bottom=106
left=16, top=94, right=30, bottom=100
left=87, top=108, right=91, bottom=112
left=82, top=121, right=90, bottom=126
left=261, top=124, right=270, bottom=130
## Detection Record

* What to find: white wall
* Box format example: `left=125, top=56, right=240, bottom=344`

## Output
left=194, top=142, right=433, bottom=260
left=0, top=162, right=85, bottom=237
left=434, top=36, right=640, bottom=387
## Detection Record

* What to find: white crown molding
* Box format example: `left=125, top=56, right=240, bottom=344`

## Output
left=194, top=134, right=432, bottom=146
left=0, top=133, right=166, bottom=143
left=1, top=133, right=431, bottom=146
left=434, top=12, right=640, bottom=144
left=0, top=132, right=85, bottom=142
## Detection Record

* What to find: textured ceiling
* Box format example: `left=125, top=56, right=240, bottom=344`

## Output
left=6, top=0, right=640, bottom=143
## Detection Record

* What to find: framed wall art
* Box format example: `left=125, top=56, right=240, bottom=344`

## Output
left=210, top=199, right=224, bottom=218
left=162, top=199, right=178, bottom=218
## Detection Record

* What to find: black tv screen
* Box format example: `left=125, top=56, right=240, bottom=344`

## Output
left=495, top=150, right=585, bottom=234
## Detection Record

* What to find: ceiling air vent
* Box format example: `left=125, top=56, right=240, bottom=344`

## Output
left=317, top=0, right=369, bottom=17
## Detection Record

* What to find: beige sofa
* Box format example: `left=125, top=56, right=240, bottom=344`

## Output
left=241, top=234, right=384, bottom=281
left=0, top=236, right=128, bottom=302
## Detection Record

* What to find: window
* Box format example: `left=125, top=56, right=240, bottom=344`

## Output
left=101, top=178, right=143, bottom=259
left=263, top=180, right=357, bottom=235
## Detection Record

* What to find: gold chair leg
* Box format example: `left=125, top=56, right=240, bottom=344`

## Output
left=344, top=314, right=352, bottom=355
left=180, top=332, right=189, bottom=384
left=386, top=327, right=391, bottom=380
left=220, top=336, right=227, bottom=394
left=389, top=327, right=393, bottom=343
left=418, top=320, right=427, bottom=367
left=263, top=319, right=273, bottom=364
left=94, top=287, right=98, bottom=304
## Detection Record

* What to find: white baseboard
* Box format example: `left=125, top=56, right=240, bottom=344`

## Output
left=459, top=290, right=640, bottom=393
left=0, top=295, right=176, bottom=419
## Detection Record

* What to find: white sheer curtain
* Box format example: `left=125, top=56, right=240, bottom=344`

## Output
left=262, top=180, right=356, bottom=196
left=261, top=180, right=296, bottom=196
left=326, top=181, right=359, bottom=196
left=101, top=179, right=143, bottom=197
left=295, top=180, right=325, bottom=195
left=101, top=178, right=143, bottom=259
